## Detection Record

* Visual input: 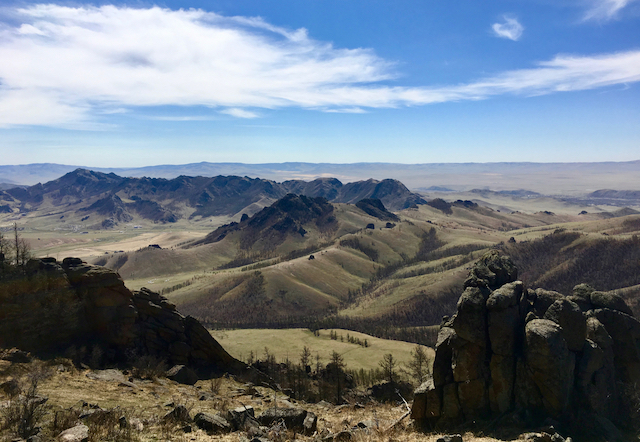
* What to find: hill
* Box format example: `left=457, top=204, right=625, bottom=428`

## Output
left=146, top=204, right=640, bottom=345
left=193, top=194, right=337, bottom=251
left=5, top=169, right=640, bottom=346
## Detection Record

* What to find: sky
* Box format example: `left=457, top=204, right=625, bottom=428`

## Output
left=0, top=0, right=639, bottom=167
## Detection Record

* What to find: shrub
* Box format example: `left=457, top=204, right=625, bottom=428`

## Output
left=86, top=407, right=139, bottom=442
left=129, top=354, right=167, bottom=380
left=50, top=408, right=82, bottom=435
left=1, top=368, right=51, bottom=439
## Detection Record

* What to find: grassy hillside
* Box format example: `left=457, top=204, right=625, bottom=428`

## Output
left=160, top=203, right=540, bottom=332
left=11, top=187, right=640, bottom=346
left=209, top=328, right=434, bottom=373
left=113, top=202, right=640, bottom=335
left=501, top=223, right=640, bottom=297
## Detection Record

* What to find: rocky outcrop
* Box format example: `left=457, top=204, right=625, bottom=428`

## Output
left=412, top=250, right=640, bottom=438
left=354, top=198, right=399, bottom=222
left=194, top=194, right=337, bottom=250
left=0, top=258, right=242, bottom=376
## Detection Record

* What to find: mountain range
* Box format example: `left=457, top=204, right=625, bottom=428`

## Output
left=0, top=168, right=425, bottom=226
left=2, top=160, right=640, bottom=195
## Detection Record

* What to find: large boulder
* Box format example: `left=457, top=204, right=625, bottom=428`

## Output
left=58, top=424, right=89, bottom=442
left=452, top=287, right=488, bottom=344
left=257, top=407, right=309, bottom=432
left=0, top=258, right=243, bottom=377
left=487, top=281, right=523, bottom=355
left=575, top=338, right=616, bottom=418
left=457, top=379, right=489, bottom=419
left=166, top=365, right=198, bottom=385
left=488, top=354, right=516, bottom=414
left=463, top=250, right=517, bottom=290
left=524, top=319, right=575, bottom=417
left=585, top=317, right=613, bottom=351
left=63, top=259, right=137, bottom=347
left=194, top=412, right=232, bottom=434
left=570, top=283, right=595, bottom=312
left=411, top=379, right=441, bottom=422
left=531, top=289, right=564, bottom=318
left=0, top=259, right=85, bottom=352
left=441, top=383, right=462, bottom=420
left=514, top=357, right=544, bottom=412
left=593, top=308, right=640, bottom=383
left=410, top=251, right=638, bottom=436
left=433, top=326, right=456, bottom=387
left=543, top=299, right=586, bottom=352
left=452, top=338, right=488, bottom=383
left=591, top=291, right=634, bottom=316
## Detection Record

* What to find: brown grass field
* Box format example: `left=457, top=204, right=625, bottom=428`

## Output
left=0, top=356, right=516, bottom=442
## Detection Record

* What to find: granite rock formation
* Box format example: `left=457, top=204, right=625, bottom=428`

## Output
left=0, top=257, right=241, bottom=376
left=412, top=250, right=640, bottom=439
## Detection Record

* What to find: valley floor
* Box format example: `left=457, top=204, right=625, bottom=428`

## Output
left=209, top=328, right=435, bottom=373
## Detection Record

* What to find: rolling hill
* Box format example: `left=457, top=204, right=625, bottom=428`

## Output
left=4, top=168, right=640, bottom=346
left=124, top=199, right=640, bottom=346
left=100, top=189, right=640, bottom=333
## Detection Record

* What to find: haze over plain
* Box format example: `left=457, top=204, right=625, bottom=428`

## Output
left=1, top=0, right=639, bottom=167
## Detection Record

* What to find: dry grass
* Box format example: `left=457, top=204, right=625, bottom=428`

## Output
left=0, top=355, right=518, bottom=442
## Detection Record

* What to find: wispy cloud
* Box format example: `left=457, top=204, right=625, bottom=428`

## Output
left=0, top=5, right=639, bottom=128
left=492, top=16, right=524, bottom=41
left=324, top=107, right=367, bottom=114
left=143, top=115, right=217, bottom=121
left=220, top=108, right=260, bottom=119
left=583, top=0, right=638, bottom=20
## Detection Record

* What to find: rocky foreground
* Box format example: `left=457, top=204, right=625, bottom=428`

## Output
left=0, top=257, right=243, bottom=377
left=412, top=251, right=640, bottom=441
left=2, top=254, right=640, bottom=441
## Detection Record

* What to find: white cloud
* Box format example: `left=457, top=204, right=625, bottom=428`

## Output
left=0, top=5, right=639, bottom=128
left=583, top=0, right=638, bottom=20
left=144, top=115, right=217, bottom=121
left=492, top=16, right=524, bottom=41
left=220, top=108, right=260, bottom=119
left=324, top=107, right=367, bottom=114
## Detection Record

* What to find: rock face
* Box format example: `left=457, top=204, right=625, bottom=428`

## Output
left=0, top=258, right=241, bottom=376
left=412, top=250, right=640, bottom=436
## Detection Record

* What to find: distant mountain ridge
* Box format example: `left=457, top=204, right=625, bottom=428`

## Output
left=0, top=168, right=424, bottom=224
left=2, top=160, right=640, bottom=195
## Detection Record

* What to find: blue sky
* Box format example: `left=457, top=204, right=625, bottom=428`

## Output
left=0, top=0, right=639, bottom=167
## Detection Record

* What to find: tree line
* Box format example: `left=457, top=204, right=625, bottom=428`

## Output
left=0, top=223, right=32, bottom=278
left=246, top=344, right=431, bottom=404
